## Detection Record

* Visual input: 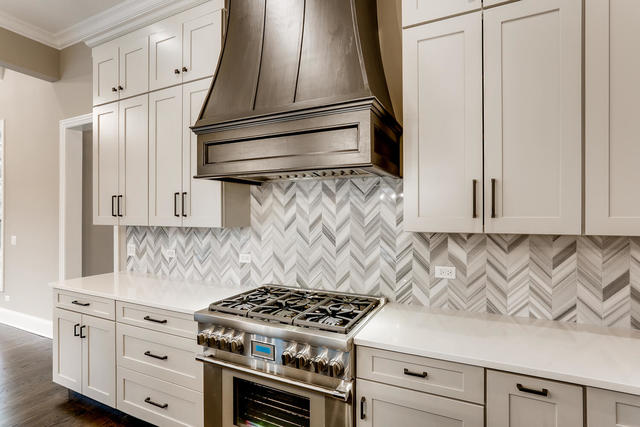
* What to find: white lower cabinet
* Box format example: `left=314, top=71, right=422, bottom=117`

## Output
left=356, top=378, right=484, bottom=427
left=52, top=308, right=116, bottom=407
left=487, top=370, right=583, bottom=427
left=587, top=387, right=640, bottom=427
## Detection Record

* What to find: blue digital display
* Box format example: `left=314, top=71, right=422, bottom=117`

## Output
left=255, top=344, right=271, bottom=354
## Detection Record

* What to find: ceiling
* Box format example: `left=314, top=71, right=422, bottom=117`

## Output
left=0, top=0, right=188, bottom=49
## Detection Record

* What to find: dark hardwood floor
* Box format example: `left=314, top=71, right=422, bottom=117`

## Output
left=0, top=323, right=153, bottom=426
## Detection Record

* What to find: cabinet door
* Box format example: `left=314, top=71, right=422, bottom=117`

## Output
left=118, top=94, right=149, bottom=226
left=402, top=0, right=481, bottom=27
left=182, top=78, right=223, bottom=228
left=403, top=12, right=483, bottom=233
left=484, top=0, right=582, bottom=235
left=149, top=86, right=183, bottom=226
left=587, top=387, right=640, bottom=427
left=487, top=370, right=583, bottom=427
left=149, top=22, right=183, bottom=91
left=357, top=379, right=483, bottom=427
left=93, top=103, right=119, bottom=226
left=182, top=10, right=222, bottom=83
left=81, top=314, right=116, bottom=407
left=52, top=308, right=82, bottom=393
left=118, top=35, right=149, bottom=99
left=92, top=43, right=119, bottom=106
left=586, top=0, right=640, bottom=236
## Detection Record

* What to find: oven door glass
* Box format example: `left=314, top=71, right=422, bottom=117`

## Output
left=233, top=377, right=310, bottom=427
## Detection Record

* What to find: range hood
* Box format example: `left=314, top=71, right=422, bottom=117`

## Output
left=192, top=0, right=402, bottom=185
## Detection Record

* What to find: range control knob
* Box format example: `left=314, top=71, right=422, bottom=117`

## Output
left=218, top=329, right=234, bottom=350
left=196, top=329, right=211, bottom=346
left=312, top=352, right=329, bottom=373
left=282, top=343, right=298, bottom=365
left=230, top=333, right=245, bottom=354
left=207, top=328, right=224, bottom=347
left=329, top=357, right=345, bottom=378
left=295, top=345, right=312, bottom=369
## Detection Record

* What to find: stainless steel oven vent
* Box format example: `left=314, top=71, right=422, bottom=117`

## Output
left=191, top=0, right=402, bottom=185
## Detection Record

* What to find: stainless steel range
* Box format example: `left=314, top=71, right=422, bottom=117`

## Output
left=195, top=285, right=385, bottom=427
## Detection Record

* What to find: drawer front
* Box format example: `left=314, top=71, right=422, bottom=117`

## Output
left=53, top=289, right=115, bottom=320
left=356, top=346, right=484, bottom=404
left=403, top=0, right=481, bottom=27
left=586, top=387, right=640, bottom=427
left=117, top=366, right=203, bottom=427
left=116, top=301, right=197, bottom=338
left=117, top=323, right=202, bottom=391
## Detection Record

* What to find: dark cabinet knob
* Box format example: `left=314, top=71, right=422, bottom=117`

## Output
left=174, top=68, right=181, bottom=74
left=118, top=85, right=123, bottom=91
left=182, top=66, right=188, bottom=72
left=111, top=87, right=117, bottom=92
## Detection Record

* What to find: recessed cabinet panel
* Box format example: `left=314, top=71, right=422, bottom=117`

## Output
left=487, top=370, right=583, bottom=427
left=483, top=0, right=581, bottom=234
left=182, top=78, right=223, bottom=228
left=118, top=95, right=149, bottom=226
left=182, top=11, right=220, bottom=83
left=93, top=43, right=119, bottom=105
left=52, top=308, right=82, bottom=393
left=93, top=103, right=119, bottom=226
left=82, top=314, right=116, bottom=407
left=402, top=0, right=481, bottom=28
left=586, top=0, right=640, bottom=235
left=119, top=36, right=149, bottom=98
left=149, top=86, right=183, bottom=226
left=403, top=12, right=483, bottom=233
left=150, top=23, right=183, bottom=91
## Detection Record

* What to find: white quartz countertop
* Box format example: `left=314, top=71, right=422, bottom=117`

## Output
left=355, top=303, right=640, bottom=396
left=50, top=272, right=254, bottom=315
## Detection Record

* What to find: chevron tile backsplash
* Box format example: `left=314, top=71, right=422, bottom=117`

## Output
left=126, top=177, right=640, bottom=331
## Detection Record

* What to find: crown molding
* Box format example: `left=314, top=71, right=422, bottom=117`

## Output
left=0, top=0, right=211, bottom=50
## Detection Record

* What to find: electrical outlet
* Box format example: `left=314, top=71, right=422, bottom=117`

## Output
left=3, top=295, right=9, bottom=302
left=10, top=235, right=16, bottom=246
left=127, top=244, right=136, bottom=257
left=435, top=266, right=456, bottom=280
left=164, top=248, right=176, bottom=259
left=239, top=253, right=251, bottom=264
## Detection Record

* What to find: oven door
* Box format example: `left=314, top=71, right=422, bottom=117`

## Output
left=203, top=361, right=352, bottom=427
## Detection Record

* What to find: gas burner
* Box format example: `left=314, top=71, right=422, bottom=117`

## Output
left=209, top=286, right=290, bottom=315
left=248, top=291, right=328, bottom=324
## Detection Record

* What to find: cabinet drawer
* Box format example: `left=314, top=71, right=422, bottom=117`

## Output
left=357, top=378, right=484, bottom=427
left=587, top=387, right=640, bottom=427
left=403, top=0, right=481, bottom=27
left=116, top=301, right=197, bottom=338
left=117, top=323, right=202, bottom=391
left=356, top=346, right=484, bottom=404
left=53, top=289, right=115, bottom=320
left=117, top=366, right=203, bottom=427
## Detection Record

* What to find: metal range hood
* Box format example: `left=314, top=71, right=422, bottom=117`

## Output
left=191, top=0, right=402, bottom=184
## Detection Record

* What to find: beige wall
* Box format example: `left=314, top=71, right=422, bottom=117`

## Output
left=0, top=42, right=92, bottom=321
left=0, top=27, right=60, bottom=82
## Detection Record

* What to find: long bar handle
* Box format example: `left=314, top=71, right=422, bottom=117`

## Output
left=72, top=300, right=90, bottom=307
left=111, top=195, right=117, bottom=217
left=145, top=397, right=168, bottom=409
left=117, top=195, right=123, bottom=217
left=174, top=192, right=180, bottom=217
left=360, top=397, right=366, bottom=420
left=73, top=323, right=80, bottom=337
left=491, top=178, right=497, bottom=219
left=403, top=368, right=428, bottom=378
left=144, top=315, right=168, bottom=324
left=517, top=383, right=549, bottom=397
left=472, top=179, right=478, bottom=218
left=144, top=350, right=168, bottom=361
left=182, top=192, right=187, bottom=217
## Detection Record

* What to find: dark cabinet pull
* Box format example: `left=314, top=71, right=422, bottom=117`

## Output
left=360, top=396, right=366, bottom=420
left=117, top=195, right=123, bottom=217
left=403, top=368, right=428, bottom=378
left=182, top=192, right=187, bottom=217
left=80, top=325, right=86, bottom=339
left=472, top=179, right=478, bottom=218
left=144, top=315, right=168, bottom=324
left=111, top=195, right=117, bottom=217
left=174, top=68, right=181, bottom=74
left=118, top=85, right=123, bottom=91
left=145, top=397, right=168, bottom=409
left=72, top=300, right=90, bottom=307
left=517, top=383, right=549, bottom=397
left=73, top=323, right=80, bottom=337
left=174, top=192, right=180, bottom=217
left=182, top=66, right=188, bottom=72
left=111, top=87, right=117, bottom=92
left=491, top=178, right=497, bottom=218
left=144, top=350, right=168, bottom=361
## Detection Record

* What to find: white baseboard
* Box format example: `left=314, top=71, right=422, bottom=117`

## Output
left=0, top=308, right=53, bottom=338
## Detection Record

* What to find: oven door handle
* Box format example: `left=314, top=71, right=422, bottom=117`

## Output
left=196, top=354, right=352, bottom=402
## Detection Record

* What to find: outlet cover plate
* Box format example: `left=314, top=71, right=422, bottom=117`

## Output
left=127, top=244, right=136, bottom=257
left=239, top=253, right=251, bottom=264
left=435, top=266, right=456, bottom=280
left=163, top=248, right=176, bottom=259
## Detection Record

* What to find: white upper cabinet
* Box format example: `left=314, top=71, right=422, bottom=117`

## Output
left=403, top=12, right=483, bottom=233
left=483, top=0, right=582, bottom=235
left=586, top=0, right=640, bottom=236
left=93, top=102, right=119, bottom=226
left=118, top=95, right=149, bottom=226
left=182, top=10, right=222, bottom=83
left=149, top=22, right=183, bottom=91
left=402, top=0, right=481, bottom=28
left=118, top=36, right=149, bottom=99
left=92, top=44, right=119, bottom=106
